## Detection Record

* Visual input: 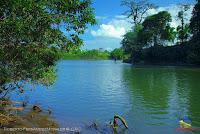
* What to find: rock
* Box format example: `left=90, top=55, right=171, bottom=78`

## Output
left=32, top=105, right=42, bottom=112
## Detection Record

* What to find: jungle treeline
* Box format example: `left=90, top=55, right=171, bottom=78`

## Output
left=60, top=48, right=124, bottom=60
left=121, top=0, right=200, bottom=65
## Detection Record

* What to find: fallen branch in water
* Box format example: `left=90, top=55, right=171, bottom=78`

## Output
left=111, top=115, right=128, bottom=129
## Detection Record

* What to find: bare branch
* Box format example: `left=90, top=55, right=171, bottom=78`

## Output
left=121, top=0, right=155, bottom=25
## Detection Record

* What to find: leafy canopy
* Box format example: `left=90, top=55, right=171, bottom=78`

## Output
left=121, top=24, right=143, bottom=54
left=0, top=0, right=95, bottom=97
left=176, top=5, right=190, bottom=44
left=138, top=11, right=175, bottom=47
left=110, top=48, right=124, bottom=60
left=190, top=0, right=200, bottom=41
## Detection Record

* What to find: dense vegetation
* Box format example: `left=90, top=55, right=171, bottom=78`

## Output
left=121, top=0, right=200, bottom=65
left=110, top=48, right=124, bottom=60
left=60, top=49, right=110, bottom=60
left=0, top=0, right=95, bottom=98
left=60, top=48, right=124, bottom=60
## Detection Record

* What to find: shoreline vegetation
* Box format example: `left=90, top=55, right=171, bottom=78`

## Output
left=59, top=48, right=124, bottom=60
left=60, top=50, right=110, bottom=60
left=0, top=0, right=96, bottom=132
left=123, top=44, right=200, bottom=66
left=0, top=0, right=200, bottom=133
left=123, top=43, right=200, bottom=66
left=121, top=0, right=200, bottom=66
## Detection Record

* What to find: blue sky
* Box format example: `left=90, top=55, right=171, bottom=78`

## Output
left=80, top=0, right=196, bottom=50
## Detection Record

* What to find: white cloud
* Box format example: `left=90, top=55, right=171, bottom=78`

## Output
left=91, top=18, right=131, bottom=39
left=91, top=4, right=193, bottom=40
left=82, top=37, right=122, bottom=50
left=88, top=4, right=194, bottom=49
left=91, top=24, right=125, bottom=39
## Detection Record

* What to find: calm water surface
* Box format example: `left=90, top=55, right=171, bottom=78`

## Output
left=12, top=60, right=200, bottom=134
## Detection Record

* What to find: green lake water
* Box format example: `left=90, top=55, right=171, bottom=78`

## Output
left=12, top=60, right=200, bottom=133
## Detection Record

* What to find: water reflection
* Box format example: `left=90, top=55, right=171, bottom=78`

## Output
left=9, top=61, right=200, bottom=134
left=123, top=67, right=200, bottom=133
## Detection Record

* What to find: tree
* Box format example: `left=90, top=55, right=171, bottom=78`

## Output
left=190, top=0, right=200, bottom=42
left=188, top=0, right=200, bottom=64
left=121, top=0, right=155, bottom=25
left=138, top=11, right=175, bottom=47
left=176, top=5, right=190, bottom=44
left=121, top=24, right=143, bottom=54
left=110, top=48, right=124, bottom=60
left=0, top=0, right=95, bottom=98
left=161, top=25, right=177, bottom=43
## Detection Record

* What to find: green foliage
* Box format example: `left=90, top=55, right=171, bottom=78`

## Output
left=131, top=43, right=200, bottom=65
left=0, top=0, right=95, bottom=98
left=138, top=11, right=173, bottom=47
left=135, top=45, right=190, bottom=64
left=121, top=24, right=143, bottom=54
left=121, top=1, right=200, bottom=65
left=190, top=0, right=200, bottom=41
left=80, top=50, right=110, bottom=60
left=60, top=49, right=110, bottom=60
left=161, top=25, right=176, bottom=42
left=110, top=48, right=124, bottom=60
left=188, top=0, right=200, bottom=64
left=176, top=5, right=190, bottom=44
left=176, top=24, right=190, bottom=44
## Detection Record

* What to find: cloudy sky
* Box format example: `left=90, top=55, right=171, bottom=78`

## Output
left=80, top=0, right=196, bottom=51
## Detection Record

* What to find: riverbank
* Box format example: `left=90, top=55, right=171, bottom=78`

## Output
left=124, top=44, right=200, bottom=66
left=0, top=101, right=58, bottom=134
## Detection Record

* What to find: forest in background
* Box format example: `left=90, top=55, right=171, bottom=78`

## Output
left=121, top=0, right=200, bottom=65
left=59, top=48, right=124, bottom=60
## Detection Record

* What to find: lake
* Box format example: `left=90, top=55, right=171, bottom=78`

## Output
left=11, top=60, right=200, bottom=133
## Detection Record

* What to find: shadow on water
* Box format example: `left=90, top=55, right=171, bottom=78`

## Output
left=122, top=66, right=200, bottom=133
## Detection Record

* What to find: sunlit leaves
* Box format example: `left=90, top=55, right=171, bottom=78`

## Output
left=138, top=11, right=173, bottom=46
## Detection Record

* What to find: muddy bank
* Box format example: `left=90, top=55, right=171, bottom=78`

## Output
left=0, top=101, right=58, bottom=134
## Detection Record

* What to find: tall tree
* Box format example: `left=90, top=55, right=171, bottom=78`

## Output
left=121, top=0, right=155, bottom=25
left=110, top=48, right=124, bottom=60
left=188, top=0, right=200, bottom=64
left=138, top=11, right=175, bottom=47
left=177, top=4, right=190, bottom=44
left=190, top=0, right=200, bottom=42
left=121, top=24, right=143, bottom=54
left=0, top=0, right=95, bottom=98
